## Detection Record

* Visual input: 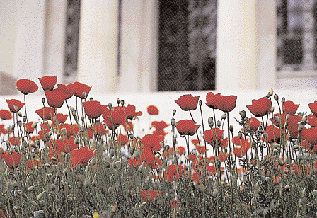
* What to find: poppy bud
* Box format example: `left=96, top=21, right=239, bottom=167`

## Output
left=108, top=103, right=112, bottom=109
left=298, top=125, right=304, bottom=132
left=286, top=114, right=290, bottom=121
left=221, top=114, right=226, bottom=120
left=199, top=100, right=202, bottom=106
left=274, top=94, right=279, bottom=102
left=270, top=107, right=275, bottom=113
left=17, top=111, right=22, bottom=117
left=239, top=110, right=246, bottom=119
left=61, top=128, right=67, bottom=136
left=117, top=98, right=121, bottom=105
left=82, top=92, right=87, bottom=98
left=208, top=117, right=213, bottom=128
left=229, top=125, right=233, bottom=133
left=173, top=109, right=176, bottom=116
left=42, top=98, right=45, bottom=104
left=238, top=131, right=242, bottom=139
left=23, top=115, right=27, bottom=123
left=171, top=118, right=176, bottom=127
left=274, top=115, right=279, bottom=124
left=217, top=120, right=221, bottom=128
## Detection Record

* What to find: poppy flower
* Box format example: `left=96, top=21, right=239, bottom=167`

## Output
left=140, top=190, right=161, bottom=202
left=191, top=139, right=200, bottom=145
left=70, top=146, right=96, bottom=167
left=246, top=97, right=272, bottom=117
left=82, top=100, right=107, bottom=119
left=171, top=200, right=180, bottom=211
left=307, top=115, right=317, bottom=127
left=2, top=151, right=21, bottom=168
left=287, top=114, right=302, bottom=138
left=270, top=113, right=286, bottom=127
left=45, top=90, right=68, bottom=108
left=102, top=107, right=126, bottom=129
left=38, top=76, right=57, bottom=91
left=151, top=121, right=169, bottom=130
left=141, top=134, right=164, bottom=151
left=38, top=129, right=51, bottom=141
left=91, top=123, right=106, bottom=135
left=55, top=84, right=74, bottom=99
left=56, top=137, right=79, bottom=154
left=24, top=122, right=35, bottom=133
left=206, top=92, right=222, bottom=109
left=0, top=109, right=12, bottom=120
left=217, top=95, right=237, bottom=113
left=204, top=128, right=224, bottom=145
left=309, top=101, right=317, bottom=116
left=9, top=137, right=21, bottom=146
left=16, top=79, right=38, bottom=95
left=264, top=125, right=281, bottom=143
left=125, top=104, right=142, bottom=120
left=176, top=120, right=200, bottom=136
left=217, top=151, right=228, bottom=162
left=69, top=81, right=92, bottom=99
left=58, top=123, right=80, bottom=138
left=124, top=121, right=134, bottom=132
left=247, top=117, right=261, bottom=131
left=6, top=99, right=25, bottom=113
left=219, top=137, right=229, bottom=148
left=175, top=94, right=200, bottom=111
left=283, top=100, right=299, bottom=115
left=233, top=146, right=247, bottom=158
left=195, top=145, right=209, bottom=155
left=165, top=164, right=185, bottom=182
left=117, top=134, right=129, bottom=147
left=35, top=107, right=56, bottom=120
left=176, top=146, right=186, bottom=155
left=0, top=125, right=8, bottom=135
left=54, top=113, right=68, bottom=124
left=147, top=105, right=159, bottom=115
left=300, top=127, right=317, bottom=145
left=27, top=159, right=41, bottom=169
left=207, top=164, right=217, bottom=175
left=128, top=158, right=141, bottom=168
left=232, top=136, right=251, bottom=153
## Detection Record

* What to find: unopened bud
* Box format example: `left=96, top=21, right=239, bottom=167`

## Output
left=282, top=97, right=285, bottom=104
left=173, top=109, right=176, bottom=116
left=82, top=92, right=87, bottom=98
left=42, top=98, right=45, bottom=104
left=298, top=125, right=304, bottom=132
left=239, top=110, right=246, bottom=119
left=270, top=107, right=275, bottom=113
left=17, top=111, right=22, bottom=117
left=171, top=118, right=176, bottom=127
left=286, top=114, right=290, bottom=121
left=238, top=131, right=242, bottom=139
left=61, top=128, right=67, bottom=136
left=23, top=115, right=27, bottom=123
left=13, top=105, right=18, bottom=111
left=121, top=100, right=125, bottom=106
left=274, top=94, right=279, bottom=102
left=217, top=120, right=221, bottom=128
left=221, top=114, right=226, bottom=120
left=274, top=115, right=280, bottom=124
left=229, top=125, right=233, bottom=133
left=117, top=98, right=121, bottom=105
left=108, top=103, right=112, bottom=109
left=199, top=100, right=202, bottom=106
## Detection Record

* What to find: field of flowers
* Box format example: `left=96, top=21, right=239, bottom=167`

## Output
left=0, top=76, right=317, bottom=217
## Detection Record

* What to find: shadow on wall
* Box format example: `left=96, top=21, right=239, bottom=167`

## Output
left=0, top=72, right=18, bottom=95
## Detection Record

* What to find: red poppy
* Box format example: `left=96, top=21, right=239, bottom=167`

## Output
left=191, top=139, right=200, bottom=145
left=69, top=81, right=92, bottom=99
left=270, top=113, right=286, bottom=127
left=141, top=134, right=164, bottom=151
left=38, top=129, right=51, bottom=141
left=91, top=123, right=106, bottom=135
left=58, top=123, right=80, bottom=138
left=283, top=100, right=299, bottom=115
left=247, top=117, right=261, bottom=131
left=220, top=137, right=229, bottom=148
left=24, top=122, right=35, bottom=134
left=56, top=137, right=79, bottom=154
left=0, top=125, right=8, bottom=135
left=204, top=128, right=224, bottom=145
left=82, top=100, right=107, bottom=119
left=176, top=146, right=186, bottom=155
left=54, top=113, right=68, bottom=123
left=207, top=164, right=217, bottom=175
left=217, top=95, right=237, bottom=113
left=195, top=145, right=208, bottom=155
left=6, top=99, right=25, bottom=113
left=151, top=121, right=169, bottom=130
left=140, top=190, right=161, bottom=202
left=125, top=104, right=142, bottom=120
left=9, top=137, right=21, bottom=146
left=233, top=146, right=247, bottom=158
left=40, top=122, right=51, bottom=130
left=16, top=79, right=38, bottom=95
left=38, top=76, right=57, bottom=91
left=309, top=101, right=317, bottom=116
left=27, top=159, right=41, bottom=169
left=305, top=115, right=317, bottom=128
left=287, top=114, right=303, bottom=138
left=45, top=90, right=68, bottom=108
left=246, top=97, right=272, bottom=117
left=128, top=158, right=141, bottom=168
left=124, top=121, right=134, bottom=132
left=117, top=134, right=129, bottom=147
left=300, top=127, right=317, bottom=145
left=0, top=109, right=12, bottom=120
left=206, top=92, right=222, bottom=109
left=102, top=107, right=126, bottom=129
left=265, top=125, right=281, bottom=143
left=2, top=151, right=21, bottom=168
left=232, top=136, right=251, bottom=153
left=70, top=146, right=96, bottom=167
left=55, top=84, right=74, bottom=99
left=171, top=200, right=180, bottom=211
left=147, top=105, right=159, bottom=115
left=176, top=120, right=200, bottom=136
left=165, top=164, right=184, bottom=182
left=217, top=151, right=228, bottom=162
left=35, top=107, right=56, bottom=120
left=175, top=94, right=200, bottom=111
left=153, top=129, right=168, bottom=138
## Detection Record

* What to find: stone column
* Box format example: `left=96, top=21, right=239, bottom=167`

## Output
left=77, top=0, right=118, bottom=95
left=217, top=0, right=258, bottom=91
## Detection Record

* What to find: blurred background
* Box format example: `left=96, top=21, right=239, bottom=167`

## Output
left=1, top=0, right=317, bottom=96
